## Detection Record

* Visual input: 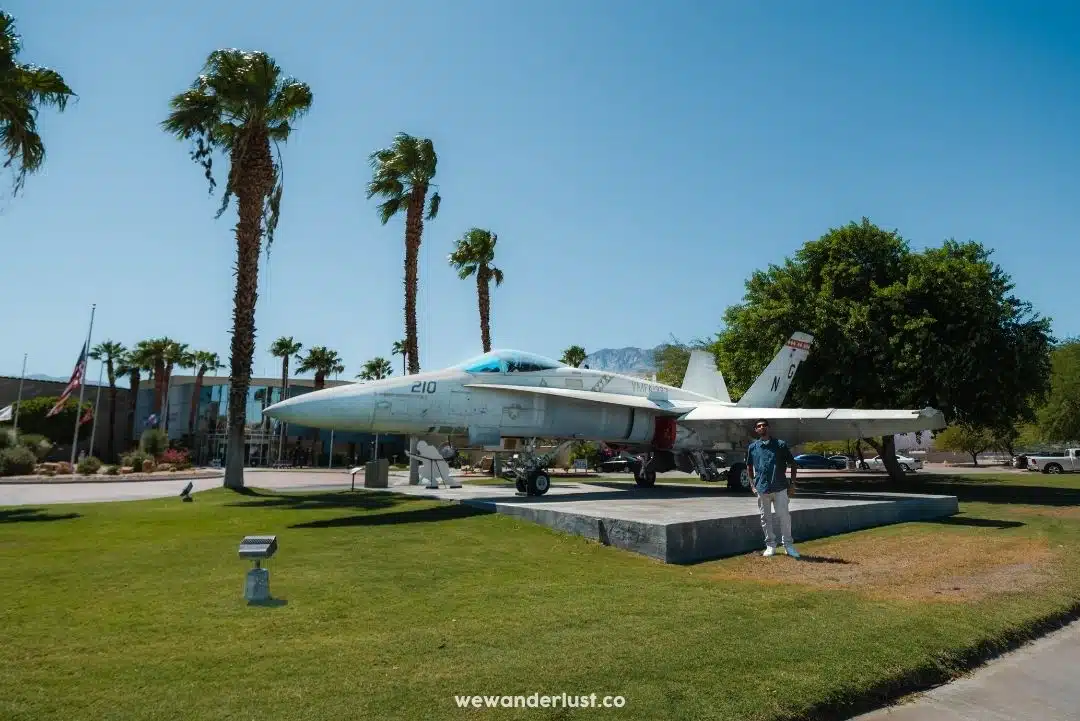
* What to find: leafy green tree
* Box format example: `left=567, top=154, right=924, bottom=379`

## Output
left=1038, top=339, right=1080, bottom=443
left=933, top=424, right=992, bottom=465
left=713, top=218, right=1053, bottom=480
left=367, top=133, right=441, bottom=374
left=0, top=11, right=75, bottom=195
left=654, top=337, right=710, bottom=387
left=560, top=345, right=587, bottom=368
left=449, top=228, right=504, bottom=353
left=164, top=49, right=313, bottom=489
left=6, top=396, right=91, bottom=444
left=357, top=357, right=393, bottom=380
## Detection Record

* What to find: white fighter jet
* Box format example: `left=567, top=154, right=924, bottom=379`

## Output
left=263, top=333, right=945, bottom=495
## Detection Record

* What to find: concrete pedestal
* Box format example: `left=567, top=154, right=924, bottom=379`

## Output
left=365, top=458, right=389, bottom=488
left=244, top=567, right=271, bottom=602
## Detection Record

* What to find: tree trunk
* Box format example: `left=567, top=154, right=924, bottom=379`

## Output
left=864, top=435, right=904, bottom=482
left=153, top=361, right=165, bottom=417
left=107, top=384, right=118, bottom=462
left=971, top=452, right=979, bottom=466
left=188, top=368, right=206, bottom=435
left=403, top=188, right=425, bottom=374
left=477, top=267, right=491, bottom=352
left=224, top=129, right=275, bottom=490
left=126, top=369, right=140, bottom=451
left=278, top=357, right=288, bottom=464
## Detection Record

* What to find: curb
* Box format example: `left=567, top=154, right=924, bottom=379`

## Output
left=0, top=471, right=225, bottom=485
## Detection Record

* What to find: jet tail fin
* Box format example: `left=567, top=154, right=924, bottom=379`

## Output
left=735, top=332, right=814, bottom=408
left=681, top=349, right=731, bottom=402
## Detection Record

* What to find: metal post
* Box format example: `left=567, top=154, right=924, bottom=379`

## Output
left=88, top=362, right=104, bottom=458
left=70, top=304, right=96, bottom=467
left=12, top=353, right=26, bottom=439
left=327, top=429, right=334, bottom=468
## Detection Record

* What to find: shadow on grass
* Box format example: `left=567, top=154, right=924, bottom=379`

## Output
left=248, top=598, right=288, bottom=608
left=0, top=508, right=80, bottom=524
left=795, top=554, right=853, bottom=565
left=796, top=476, right=1080, bottom=508
left=926, top=516, right=1026, bottom=529
left=290, top=503, right=493, bottom=529
left=224, top=488, right=404, bottom=513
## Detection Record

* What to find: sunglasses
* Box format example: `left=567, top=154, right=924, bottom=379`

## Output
left=754, top=423, right=768, bottom=428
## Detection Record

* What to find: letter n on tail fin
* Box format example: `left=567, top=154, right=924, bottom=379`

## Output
left=735, top=332, right=814, bottom=408
left=681, top=350, right=732, bottom=402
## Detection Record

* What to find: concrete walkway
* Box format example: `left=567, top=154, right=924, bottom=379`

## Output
left=854, top=619, right=1080, bottom=720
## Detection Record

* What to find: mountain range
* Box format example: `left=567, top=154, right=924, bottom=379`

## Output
left=581, top=346, right=660, bottom=377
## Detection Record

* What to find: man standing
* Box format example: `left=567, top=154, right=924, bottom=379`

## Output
left=746, top=419, right=800, bottom=558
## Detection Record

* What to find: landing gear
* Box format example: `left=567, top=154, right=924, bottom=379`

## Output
left=501, top=439, right=568, bottom=496
left=727, top=462, right=750, bottom=492
left=630, top=454, right=657, bottom=487
left=688, top=451, right=724, bottom=482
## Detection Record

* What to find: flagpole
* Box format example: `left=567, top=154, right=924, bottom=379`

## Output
left=70, top=304, right=95, bottom=467
left=89, top=362, right=104, bottom=459
left=12, top=353, right=27, bottom=439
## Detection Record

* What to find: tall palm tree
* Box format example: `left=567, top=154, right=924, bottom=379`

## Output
left=357, top=357, right=393, bottom=381
left=162, top=341, right=190, bottom=426
left=119, top=343, right=155, bottom=448
left=296, top=346, right=343, bottom=462
left=561, top=345, right=587, bottom=368
left=270, top=336, right=303, bottom=402
left=135, top=338, right=171, bottom=418
left=391, top=339, right=407, bottom=376
left=367, top=133, right=441, bottom=374
left=89, top=341, right=126, bottom=461
left=187, top=351, right=223, bottom=436
left=448, top=228, right=504, bottom=353
left=163, top=49, right=313, bottom=489
left=0, top=11, right=75, bottom=196
left=269, top=336, right=302, bottom=464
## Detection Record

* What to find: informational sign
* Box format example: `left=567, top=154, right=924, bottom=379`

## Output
left=573, top=459, right=588, bottom=471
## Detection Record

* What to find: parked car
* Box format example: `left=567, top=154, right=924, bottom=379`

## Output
left=1027, top=449, right=1080, bottom=474
left=793, top=453, right=847, bottom=470
left=864, top=454, right=923, bottom=472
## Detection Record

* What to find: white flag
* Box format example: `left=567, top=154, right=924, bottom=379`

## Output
left=0, top=404, right=12, bottom=422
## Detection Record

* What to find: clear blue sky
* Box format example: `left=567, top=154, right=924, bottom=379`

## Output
left=2, top=0, right=1078, bottom=382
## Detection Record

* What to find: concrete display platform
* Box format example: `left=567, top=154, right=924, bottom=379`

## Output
left=370, top=478, right=960, bottom=563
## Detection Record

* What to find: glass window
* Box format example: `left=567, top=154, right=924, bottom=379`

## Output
left=457, top=350, right=563, bottom=374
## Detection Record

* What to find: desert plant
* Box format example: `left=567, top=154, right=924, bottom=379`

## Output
left=103, top=465, right=119, bottom=475
left=139, top=429, right=168, bottom=457
left=76, top=456, right=102, bottom=475
left=121, top=450, right=152, bottom=470
left=0, top=427, right=12, bottom=450
left=17, top=433, right=53, bottom=461
left=0, top=446, right=36, bottom=476
left=160, top=448, right=192, bottom=470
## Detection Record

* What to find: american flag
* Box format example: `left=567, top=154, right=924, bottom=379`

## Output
left=46, top=341, right=88, bottom=418
left=79, top=406, right=93, bottom=425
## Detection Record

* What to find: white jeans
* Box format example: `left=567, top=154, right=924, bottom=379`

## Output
left=757, top=489, right=793, bottom=548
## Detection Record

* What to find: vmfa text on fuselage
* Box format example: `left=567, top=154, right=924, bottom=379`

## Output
left=264, top=333, right=946, bottom=494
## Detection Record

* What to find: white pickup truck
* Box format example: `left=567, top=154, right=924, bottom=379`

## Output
left=1027, top=449, right=1080, bottom=474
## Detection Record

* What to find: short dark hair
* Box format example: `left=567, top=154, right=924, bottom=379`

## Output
left=754, top=419, right=769, bottom=426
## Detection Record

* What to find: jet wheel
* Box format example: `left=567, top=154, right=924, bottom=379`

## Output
left=515, top=477, right=528, bottom=493
left=526, top=471, right=550, bottom=496
left=727, top=463, right=750, bottom=492
left=634, top=467, right=656, bottom=488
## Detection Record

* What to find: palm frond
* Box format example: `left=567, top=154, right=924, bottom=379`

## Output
left=491, top=267, right=505, bottom=286
left=427, top=191, right=440, bottom=220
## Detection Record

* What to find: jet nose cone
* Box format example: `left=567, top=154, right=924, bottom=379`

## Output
left=263, top=386, right=374, bottom=430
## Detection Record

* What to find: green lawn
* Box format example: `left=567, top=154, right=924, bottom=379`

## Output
left=2, top=474, right=1079, bottom=721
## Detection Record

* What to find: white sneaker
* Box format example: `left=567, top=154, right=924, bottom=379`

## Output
left=784, top=545, right=800, bottom=559
left=762, top=546, right=776, bottom=557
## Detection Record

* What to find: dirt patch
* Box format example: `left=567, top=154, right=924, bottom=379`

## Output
left=705, top=529, right=1057, bottom=602
left=1007, top=506, right=1080, bottom=520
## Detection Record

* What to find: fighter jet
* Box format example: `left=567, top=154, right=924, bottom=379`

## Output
left=263, top=333, right=945, bottom=495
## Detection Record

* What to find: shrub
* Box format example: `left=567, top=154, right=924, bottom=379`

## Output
left=160, top=448, right=192, bottom=469
left=0, top=446, right=37, bottom=477
left=4, top=397, right=91, bottom=444
left=76, top=456, right=103, bottom=475
left=0, top=427, right=12, bottom=450
left=121, top=450, right=152, bottom=470
left=139, top=429, right=168, bottom=458
left=18, top=433, right=53, bottom=461
left=104, top=465, right=119, bottom=475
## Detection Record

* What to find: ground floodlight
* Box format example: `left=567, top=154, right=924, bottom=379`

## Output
left=180, top=481, right=194, bottom=502
left=239, top=535, right=277, bottom=603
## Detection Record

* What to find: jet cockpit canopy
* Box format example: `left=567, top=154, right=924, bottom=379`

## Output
left=455, top=349, right=566, bottom=374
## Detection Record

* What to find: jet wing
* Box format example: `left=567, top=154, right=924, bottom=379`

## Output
left=463, top=383, right=689, bottom=415
left=677, top=405, right=946, bottom=444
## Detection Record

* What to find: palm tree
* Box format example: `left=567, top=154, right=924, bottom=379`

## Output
left=0, top=11, right=75, bottom=196
left=357, top=357, right=393, bottom=381
left=89, top=341, right=126, bottom=461
left=296, top=346, right=343, bottom=462
left=270, top=336, right=303, bottom=402
left=391, top=339, right=407, bottom=376
left=134, top=338, right=170, bottom=418
left=162, top=341, right=190, bottom=423
left=448, top=228, right=504, bottom=353
left=118, top=344, right=154, bottom=449
left=561, top=345, right=587, bottom=368
left=367, top=133, right=441, bottom=374
left=269, top=336, right=302, bottom=463
left=163, top=49, right=313, bottom=489
left=187, top=351, right=223, bottom=436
